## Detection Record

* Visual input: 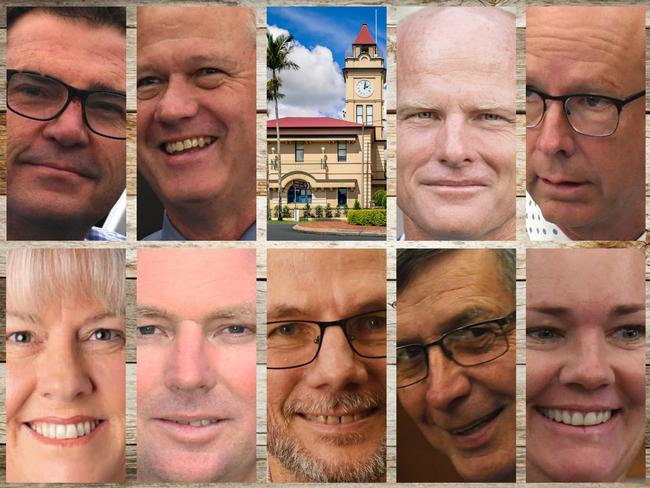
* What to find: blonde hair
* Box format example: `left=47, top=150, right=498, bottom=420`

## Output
left=7, top=248, right=125, bottom=316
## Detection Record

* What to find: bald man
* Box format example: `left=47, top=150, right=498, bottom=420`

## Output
left=397, top=7, right=516, bottom=241
left=526, top=7, right=645, bottom=241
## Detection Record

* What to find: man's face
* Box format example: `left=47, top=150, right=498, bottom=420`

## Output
left=397, top=8, right=516, bottom=240
left=267, top=249, right=387, bottom=482
left=7, top=12, right=126, bottom=232
left=526, top=249, right=645, bottom=482
left=526, top=7, right=645, bottom=240
left=397, top=250, right=516, bottom=482
left=136, top=7, right=256, bottom=211
left=136, top=249, right=257, bottom=482
left=6, top=295, right=125, bottom=483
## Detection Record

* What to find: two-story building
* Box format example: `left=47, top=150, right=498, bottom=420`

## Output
left=268, top=22, right=386, bottom=215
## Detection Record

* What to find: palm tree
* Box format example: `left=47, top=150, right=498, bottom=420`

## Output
left=267, top=32, right=299, bottom=220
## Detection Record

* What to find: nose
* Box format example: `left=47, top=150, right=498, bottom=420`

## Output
left=41, top=99, right=90, bottom=147
left=37, top=338, right=93, bottom=402
left=164, top=321, right=216, bottom=392
left=530, top=101, right=577, bottom=159
left=432, top=116, right=477, bottom=167
left=559, top=332, right=614, bottom=390
left=424, top=348, right=471, bottom=411
left=304, top=326, right=369, bottom=390
left=153, top=75, right=200, bottom=124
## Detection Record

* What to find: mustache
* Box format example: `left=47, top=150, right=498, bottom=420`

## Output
left=141, top=391, right=226, bottom=417
left=283, top=390, right=386, bottom=417
left=15, top=145, right=100, bottom=179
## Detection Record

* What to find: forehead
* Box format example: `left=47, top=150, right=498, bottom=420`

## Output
left=526, top=7, right=644, bottom=93
left=527, top=249, right=645, bottom=309
left=137, top=7, right=254, bottom=67
left=267, top=250, right=386, bottom=317
left=8, top=11, right=125, bottom=90
left=398, top=251, right=513, bottom=333
left=137, top=249, right=256, bottom=314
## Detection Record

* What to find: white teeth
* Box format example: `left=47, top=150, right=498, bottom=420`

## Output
left=304, top=411, right=370, bottom=424
left=177, top=419, right=217, bottom=427
left=540, top=408, right=614, bottom=427
left=30, top=420, right=99, bottom=440
left=164, top=136, right=215, bottom=154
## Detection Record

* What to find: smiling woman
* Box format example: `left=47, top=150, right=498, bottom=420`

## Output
left=526, top=248, right=646, bottom=482
left=6, top=248, right=126, bottom=483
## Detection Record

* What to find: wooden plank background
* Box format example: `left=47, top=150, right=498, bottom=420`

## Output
left=0, top=0, right=649, bottom=486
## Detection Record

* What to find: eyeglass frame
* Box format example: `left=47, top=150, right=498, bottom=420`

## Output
left=267, top=309, right=387, bottom=370
left=6, top=69, right=127, bottom=140
left=396, top=310, right=515, bottom=389
left=525, top=86, right=645, bottom=137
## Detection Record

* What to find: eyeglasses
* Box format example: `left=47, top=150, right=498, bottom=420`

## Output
left=7, top=70, right=127, bottom=140
left=267, top=310, right=387, bottom=369
left=526, top=86, right=644, bottom=137
left=396, top=311, right=515, bottom=389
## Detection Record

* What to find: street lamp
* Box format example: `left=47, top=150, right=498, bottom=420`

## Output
left=320, top=146, right=328, bottom=170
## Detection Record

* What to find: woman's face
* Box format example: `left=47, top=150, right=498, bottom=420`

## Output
left=526, top=249, right=645, bottom=482
left=6, top=295, right=125, bottom=482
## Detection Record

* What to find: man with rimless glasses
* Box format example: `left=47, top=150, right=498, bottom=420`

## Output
left=6, top=7, right=126, bottom=240
left=266, top=249, right=386, bottom=482
left=396, top=249, right=516, bottom=482
left=526, top=7, right=645, bottom=241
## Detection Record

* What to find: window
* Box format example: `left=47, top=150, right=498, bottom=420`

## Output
left=337, top=142, right=347, bottom=162
left=356, top=105, right=363, bottom=124
left=338, top=188, right=347, bottom=206
left=366, top=105, right=373, bottom=125
left=295, top=142, right=304, bottom=162
left=288, top=184, right=312, bottom=204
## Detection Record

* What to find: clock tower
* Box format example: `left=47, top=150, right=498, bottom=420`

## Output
left=343, top=22, right=385, bottom=140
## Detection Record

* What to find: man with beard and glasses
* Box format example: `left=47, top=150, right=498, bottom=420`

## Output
left=136, top=248, right=256, bottom=482
left=266, top=249, right=387, bottom=482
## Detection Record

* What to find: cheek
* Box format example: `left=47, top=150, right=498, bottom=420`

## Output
left=137, top=346, right=164, bottom=397
left=6, top=360, right=35, bottom=422
left=6, top=114, right=35, bottom=163
left=397, top=388, right=426, bottom=421
left=397, top=125, right=430, bottom=170
left=267, top=370, right=300, bottom=415
left=90, top=353, right=125, bottom=413
left=526, top=350, right=559, bottom=400
left=617, top=351, right=645, bottom=407
left=216, top=344, right=256, bottom=402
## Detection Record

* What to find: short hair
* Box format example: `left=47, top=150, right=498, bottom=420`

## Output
left=7, top=248, right=125, bottom=316
left=397, top=249, right=515, bottom=296
left=7, top=7, right=126, bottom=34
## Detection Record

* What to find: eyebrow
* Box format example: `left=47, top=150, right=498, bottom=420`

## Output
left=7, top=310, right=119, bottom=328
left=268, top=298, right=386, bottom=322
left=20, top=70, right=124, bottom=95
left=528, top=304, right=645, bottom=320
left=137, top=304, right=256, bottom=323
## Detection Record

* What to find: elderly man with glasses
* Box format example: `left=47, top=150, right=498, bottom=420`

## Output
left=6, top=7, right=126, bottom=240
left=396, top=249, right=516, bottom=482
left=266, top=249, right=387, bottom=482
left=525, top=6, right=645, bottom=241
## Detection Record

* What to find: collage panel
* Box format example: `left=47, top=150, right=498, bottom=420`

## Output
left=135, top=248, right=257, bottom=482
left=396, top=7, right=516, bottom=241
left=525, top=6, right=646, bottom=241
left=396, top=249, right=516, bottom=482
left=266, top=7, right=387, bottom=242
left=266, top=248, right=387, bottom=481
left=5, top=248, right=126, bottom=482
left=6, top=7, right=127, bottom=241
left=526, top=248, right=646, bottom=481
left=136, top=7, right=257, bottom=241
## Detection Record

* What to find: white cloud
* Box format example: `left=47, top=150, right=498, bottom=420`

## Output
left=267, top=26, right=346, bottom=119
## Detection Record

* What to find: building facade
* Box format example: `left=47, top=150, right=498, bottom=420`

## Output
left=268, top=23, right=387, bottom=216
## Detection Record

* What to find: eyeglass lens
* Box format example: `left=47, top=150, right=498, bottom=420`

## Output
left=8, top=72, right=126, bottom=139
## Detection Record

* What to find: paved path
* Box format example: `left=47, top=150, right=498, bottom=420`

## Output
left=267, top=223, right=386, bottom=241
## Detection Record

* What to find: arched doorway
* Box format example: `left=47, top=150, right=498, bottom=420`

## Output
left=287, top=180, right=312, bottom=204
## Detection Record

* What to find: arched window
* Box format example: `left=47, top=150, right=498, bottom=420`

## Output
left=287, top=180, right=312, bottom=204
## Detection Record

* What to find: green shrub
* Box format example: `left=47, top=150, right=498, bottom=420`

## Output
left=342, top=203, right=349, bottom=216
left=303, top=203, right=312, bottom=218
left=373, top=190, right=387, bottom=209
left=353, top=200, right=361, bottom=210
left=315, top=205, right=323, bottom=218
left=325, top=203, right=333, bottom=218
left=272, top=205, right=280, bottom=219
left=335, top=205, right=341, bottom=217
left=347, top=209, right=386, bottom=226
left=282, top=205, right=291, bottom=219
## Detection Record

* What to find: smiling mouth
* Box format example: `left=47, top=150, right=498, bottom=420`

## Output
left=161, top=418, right=221, bottom=427
left=537, top=407, right=618, bottom=427
left=163, top=136, right=216, bottom=155
left=299, top=408, right=376, bottom=425
left=450, top=407, right=503, bottom=436
left=28, top=420, right=103, bottom=440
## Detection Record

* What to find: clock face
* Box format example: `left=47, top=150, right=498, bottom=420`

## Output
left=355, top=79, right=373, bottom=97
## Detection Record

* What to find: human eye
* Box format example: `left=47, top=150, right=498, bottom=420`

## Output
left=7, top=331, right=33, bottom=344
left=137, top=325, right=161, bottom=336
left=137, top=76, right=160, bottom=88
left=88, top=95, right=126, bottom=117
left=136, top=76, right=163, bottom=100
left=89, top=328, right=124, bottom=341
left=416, top=111, right=432, bottom=119
left=397, top=344, right=423, bottom=361
left=526, top=327, right=564, bottom=348
left=195, top=67, right=225, bottom=89
left=608, top=325, right=645, bottom=348
left=574, top=94, right=611, bottom=111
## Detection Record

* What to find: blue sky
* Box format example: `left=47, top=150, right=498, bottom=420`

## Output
left=267, top=7, right=387, bottom=119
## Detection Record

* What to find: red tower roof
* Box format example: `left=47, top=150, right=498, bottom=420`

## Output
left=353, top=22, right=375, bottom=45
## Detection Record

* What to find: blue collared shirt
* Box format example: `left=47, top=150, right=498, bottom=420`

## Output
left=143, top=213, right=256, bottom=241
left=85, top=226, right=126, bottom=241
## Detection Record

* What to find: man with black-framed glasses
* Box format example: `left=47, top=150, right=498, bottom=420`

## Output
left=6, top=7, right=126, bottom=240
left=266, top=249, right=387, bottom=482
left=396, top=249, right=516, bottom=482
left=526, top=6, right=645, bottom=241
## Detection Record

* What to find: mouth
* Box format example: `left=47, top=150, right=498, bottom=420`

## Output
left=449, top=406, right=504, bottom=436
left=25, top=161, right=95, bottom=179
left=537, top=407, right=618, bottom=427
left=159, top=417, right=221, bottom=427
left=162, top=136, right=216, bottom=155
left=299, top=408, right=377, bottom=425
left=27, top=419, right=104, bottom=440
